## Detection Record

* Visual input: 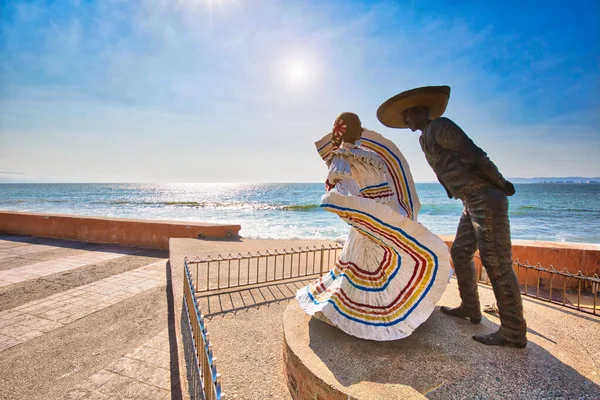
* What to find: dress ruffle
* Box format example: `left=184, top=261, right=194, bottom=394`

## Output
left=296, top=191, right=452, bottom=340
left=332, top=146, right=386, bottom=171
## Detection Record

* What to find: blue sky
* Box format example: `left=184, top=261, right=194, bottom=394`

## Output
left=1, top=0, right=598, bottom=183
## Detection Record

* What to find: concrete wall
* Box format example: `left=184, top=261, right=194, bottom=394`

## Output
left=0, top=211, right=597, bottom=279
left=440, top=235, right=600, bottom=289
left=0, top=211, right=241, bottom=250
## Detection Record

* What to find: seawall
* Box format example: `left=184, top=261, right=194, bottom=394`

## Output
left=0, top=211, right=241, bottom=250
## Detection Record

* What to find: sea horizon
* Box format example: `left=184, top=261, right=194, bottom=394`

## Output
left=1, top=182, right=599, bottom=244
left=1, top=179, right=600, bottom=185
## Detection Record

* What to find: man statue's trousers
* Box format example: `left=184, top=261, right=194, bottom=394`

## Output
left=450, top=186, right=527, bottom=341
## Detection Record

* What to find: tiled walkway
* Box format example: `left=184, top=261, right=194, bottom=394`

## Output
left=0, top=235, right=172, bottom=400
left=0, top=243, right=58, bottom=257
left=0, top=249, right=137, bottom=287
left=0, top=261, right=165, bottom=351
left=65, top=330, right=172, bottom=400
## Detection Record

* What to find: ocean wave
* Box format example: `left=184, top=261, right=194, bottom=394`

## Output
left=157, top=201, right=207, bottom=207
left=512, top=205, right=598, bottom=215
left=419, top=204, right=462, bottom=215
left=96, top=200, right=321, bottom=211
left=242, top=233, right=347, bottom=242
left=102, top=200, right=221, bottom=207
left=517, top=205, right=544, bottom=210
left=563, top=208, right=600, bottom=213
left=1, top=199, right=71, bottom=204
left=280, top=204, right=320, bottom=211
left=0, top=198, right=322, bottom=211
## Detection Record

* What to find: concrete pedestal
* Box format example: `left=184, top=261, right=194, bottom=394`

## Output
left=283, top=302, right=425, bottom=400
left=282, top=295, right=600, bottom=400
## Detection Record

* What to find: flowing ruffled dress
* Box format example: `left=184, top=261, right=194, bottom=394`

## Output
left=296, top=129, right=453, bottom=341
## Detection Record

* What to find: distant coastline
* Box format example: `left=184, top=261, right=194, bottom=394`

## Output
left=508, top=177, right=600, bottom=184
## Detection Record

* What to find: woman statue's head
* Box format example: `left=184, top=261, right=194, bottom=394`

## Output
left=332, top=112, right=363, bottom=146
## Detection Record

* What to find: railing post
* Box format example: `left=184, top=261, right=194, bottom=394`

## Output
left=578, top=280, right=582, bottom=310
left=319, top=247, right=325, bottom=274
left=594, top=279, right=597, bottom=315
left=524, top=267, right=528, bottom=296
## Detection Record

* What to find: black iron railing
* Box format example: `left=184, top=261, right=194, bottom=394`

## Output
left=186, top=244, right=344, bottom=293
left=513, top=260, right=599, bottom=315
left=183, top=244, right=598, bottom=400
left=183, top=259, right=223, bottom=400
left=473, top=256, right=599, bottom=315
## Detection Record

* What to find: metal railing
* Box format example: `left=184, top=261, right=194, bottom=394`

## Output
left=188, top=244, right=598, bottom=316
left=513, top=260, right=599, bottom=315
left=182, top=244, right=342, bottom=397
left=183, top=258, right=223, bottom=400
left=473, top=256, right=599, bottom=315
left=186, top=244, right=344, bottom=293
left=183, top=244, right=598, bottom=400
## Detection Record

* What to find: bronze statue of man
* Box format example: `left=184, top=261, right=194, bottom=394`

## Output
left=377, top=86, right=527, bottom=348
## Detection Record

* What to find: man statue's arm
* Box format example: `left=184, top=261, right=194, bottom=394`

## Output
left=434, top=119, right=515, bottom=195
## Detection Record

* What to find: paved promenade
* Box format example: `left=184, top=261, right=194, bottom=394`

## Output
left=2, top=235, right=599, bottom=399
left=170, top=238, right=600, bottom=400
left=0, top=235, right=176, bottom=400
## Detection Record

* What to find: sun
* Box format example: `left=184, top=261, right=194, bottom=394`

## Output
left=282, top=57, right=318, bottom=88
left=287, top=62, right=310, bottom=85
left=275, top=51, right=320, bottom=90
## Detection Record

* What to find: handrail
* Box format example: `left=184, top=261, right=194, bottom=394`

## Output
left=183, top=258, right=224, bottom=399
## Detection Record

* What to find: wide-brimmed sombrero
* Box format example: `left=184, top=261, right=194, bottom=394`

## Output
left=377, top=86, right=451, bottom=129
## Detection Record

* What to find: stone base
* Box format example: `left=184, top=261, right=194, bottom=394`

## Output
left=283, top=302, right=425, bottom=400
left=282, top=283, right=600, bottom=400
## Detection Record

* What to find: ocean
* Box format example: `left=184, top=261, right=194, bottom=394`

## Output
left=1, top=183, right=599, bottom=243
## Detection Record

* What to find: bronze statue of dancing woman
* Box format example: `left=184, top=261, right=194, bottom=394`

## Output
left=296, top=112, right=453, bottom=341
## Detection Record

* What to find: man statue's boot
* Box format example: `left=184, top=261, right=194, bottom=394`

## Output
left=473, top=329, right=527, bottom=348
left=440, top=305, right=482, bottom=324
